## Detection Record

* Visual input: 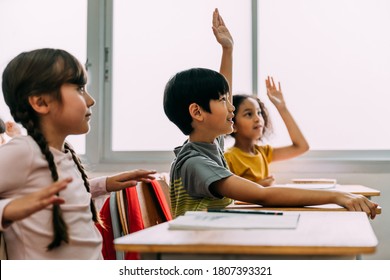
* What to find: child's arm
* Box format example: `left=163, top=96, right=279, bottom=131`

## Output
left=89, top=169, right=156, bottom=198
left=212, top=8, right=233, bottom=100
left=265, top=76, right=310, bottom=161
left=1, top=178, right=70, bottom=229
left=211, top=175, right=378, bottom=219
left=105, top=169, right=156, bottom=192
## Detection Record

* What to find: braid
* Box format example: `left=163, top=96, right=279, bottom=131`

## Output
left=14, top=110, right=69, bottom=250
left=2, top=48, right=93, bottom=251
left=64, top=143, right=102, bottom=226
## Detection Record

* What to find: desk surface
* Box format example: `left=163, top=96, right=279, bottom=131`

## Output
left=274, top=184, right=380, bottom=197
left=114, top=211, right=377, bottom=256
left=228, top=203, right=382, bottom=214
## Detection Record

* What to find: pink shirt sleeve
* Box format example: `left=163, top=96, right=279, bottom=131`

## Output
left=0, top=198, right=13, bottom=231
left=0, top=137, right=32, bottom=231
left=89, top=176, right=108, bottom=198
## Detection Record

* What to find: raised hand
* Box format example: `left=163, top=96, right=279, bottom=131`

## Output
left=212, top=8, right=233, bottom=50
left=265, top=76, right=285, bottom=107
left=106, top=169, right=157, bottom=192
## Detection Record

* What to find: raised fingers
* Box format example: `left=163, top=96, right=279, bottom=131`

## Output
left=212, top=8, right=220, bottom=28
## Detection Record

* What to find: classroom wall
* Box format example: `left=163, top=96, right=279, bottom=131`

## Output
left=91, top=166, right=389, bottom=260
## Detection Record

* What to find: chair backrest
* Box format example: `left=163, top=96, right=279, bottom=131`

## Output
left=98, top=179, right=172, bottom=259
left=136, top=180, right=172, bottom=228
left=157, top=178, right=171, bottom=209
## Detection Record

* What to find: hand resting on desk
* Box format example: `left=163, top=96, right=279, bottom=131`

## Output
left=211, top=175, right=379, bottom=219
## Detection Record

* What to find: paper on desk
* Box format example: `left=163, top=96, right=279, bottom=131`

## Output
left=168, top=211, right=300, bottom=230
left=277, top=183, right=336, bottom=189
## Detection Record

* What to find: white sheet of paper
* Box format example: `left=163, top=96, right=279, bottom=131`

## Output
left=278, top=183, right=336, bottom=189
left=168, top=211, right=300, bottom=230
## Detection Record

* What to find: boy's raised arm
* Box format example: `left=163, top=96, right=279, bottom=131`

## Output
left=212, top=8, right=233, bottom=99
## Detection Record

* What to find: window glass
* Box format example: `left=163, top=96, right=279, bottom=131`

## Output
left=258, top=0, right=390, bottom=150
left=112, top=0, right=252, bottom=151
left=0, top=0, right=88, bottom=153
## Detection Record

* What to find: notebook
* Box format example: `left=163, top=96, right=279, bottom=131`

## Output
left=273, top=178, right=337, bottom=190
left=168, top=211, right=300, bottom=230
left=277, top=183, right=336, bottom=189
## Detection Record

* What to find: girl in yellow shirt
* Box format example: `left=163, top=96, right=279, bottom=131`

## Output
left=224, top=77, right=309, bottom=186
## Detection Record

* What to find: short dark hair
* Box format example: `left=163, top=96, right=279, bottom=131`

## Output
left=163, top=68, right=229, bottom=135
left=0, top=118, right=5, bottom=134
left=230, top=94, right=272, bottom=139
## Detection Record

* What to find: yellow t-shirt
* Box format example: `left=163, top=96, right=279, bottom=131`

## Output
left=224, top=145, right=273, bottom=183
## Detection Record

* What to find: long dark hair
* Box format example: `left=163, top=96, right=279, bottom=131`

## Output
left=2, top=48, right=100, bottom=250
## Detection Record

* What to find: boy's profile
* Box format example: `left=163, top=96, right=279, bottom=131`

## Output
left=164, top=68, right=235, bottom=217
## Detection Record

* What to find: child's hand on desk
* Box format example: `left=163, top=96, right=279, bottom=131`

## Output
left=106, top=169, right=157, bottom=192
left=336, top=192, right=378, bottom=219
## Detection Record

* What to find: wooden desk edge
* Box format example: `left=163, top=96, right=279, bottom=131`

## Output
left=114, top=243, right=376, bottom=256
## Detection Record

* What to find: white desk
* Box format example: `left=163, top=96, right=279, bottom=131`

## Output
left=114, top=211, right=378, bottom=260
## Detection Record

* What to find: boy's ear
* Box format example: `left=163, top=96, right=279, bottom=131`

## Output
left=28, top=95, right=51, bottom=114
left=189, top=103, right=204, bottom=121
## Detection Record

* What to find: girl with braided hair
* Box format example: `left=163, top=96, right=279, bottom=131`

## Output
left=0, top=48, right=156, bottom=259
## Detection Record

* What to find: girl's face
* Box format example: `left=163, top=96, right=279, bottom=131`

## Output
left=233, top=97, right=265, bottom=141
left=50, top=83, right=95, bottom=137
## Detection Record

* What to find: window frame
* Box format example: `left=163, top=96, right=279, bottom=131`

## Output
left=84, top=0, right=390, bottom=174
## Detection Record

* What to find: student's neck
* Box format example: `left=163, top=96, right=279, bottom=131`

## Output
left=46, top=138, right=66, bottom=151
left=189, top=131, right=217, bottom=144
left=234, top=138, right=257, bottom=154
left=41, top=127, right=66, bottom=151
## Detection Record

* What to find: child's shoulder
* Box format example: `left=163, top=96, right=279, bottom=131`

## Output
left=254, top=144, right=273, bottom=157
left=0, top=134, right=30, bottom=147
left=0, top=135, right=42, bottom=158
left=0, top=135, right=35, bottom=168
left=254, top=144, right=272, bottom=152
left=224, top=145, right=249, bottom=155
